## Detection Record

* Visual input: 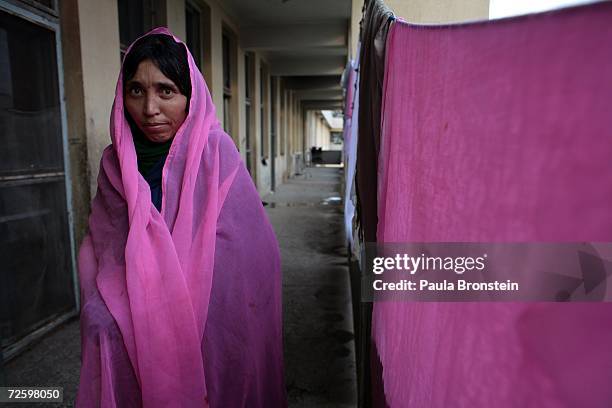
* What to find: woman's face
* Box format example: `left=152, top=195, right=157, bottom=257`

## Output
left=124, top=59, right=188, bottom=143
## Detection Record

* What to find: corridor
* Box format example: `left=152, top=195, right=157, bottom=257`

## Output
left=265, top=166, right=357, bottom=407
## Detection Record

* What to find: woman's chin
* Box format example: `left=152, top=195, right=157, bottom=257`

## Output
left=144, top=133, right=173, bottom=143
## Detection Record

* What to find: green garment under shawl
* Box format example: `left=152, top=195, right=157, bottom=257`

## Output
left=132, top=129, right=174, bottom=175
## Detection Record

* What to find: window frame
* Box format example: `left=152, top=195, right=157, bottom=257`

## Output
left=185, top=1, right=202, bottom=69
left=244, top=52, right=256, bottom=179
left=259, top=63, right=269, bottom=160
left=0, top=1, right=78, bottom=360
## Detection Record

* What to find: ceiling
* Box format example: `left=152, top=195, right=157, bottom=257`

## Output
left=220, top=0, right=352, bottom=110
left=220, top=0, right=351, bottom=25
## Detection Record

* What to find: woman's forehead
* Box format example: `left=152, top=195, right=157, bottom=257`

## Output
left=126, top=60, right=178, bottom=86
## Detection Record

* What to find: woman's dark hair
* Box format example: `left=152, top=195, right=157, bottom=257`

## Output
left=122, top=34, right=191, bottom=107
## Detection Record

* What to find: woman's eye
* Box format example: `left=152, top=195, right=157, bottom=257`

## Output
left=129, top=87, right=142, bottom=96
left=162, top=88, right=174, bottom=96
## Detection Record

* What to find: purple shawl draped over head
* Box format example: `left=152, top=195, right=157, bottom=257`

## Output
left=76, top=27, right=286, bottom=407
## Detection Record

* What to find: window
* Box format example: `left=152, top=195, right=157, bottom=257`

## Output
left=222, top=31, right=232, bottom=134
left=185, top=2, right=201, bottom=68
left=280, top=86, right=285, bottom=156
left=0, top=7, right=75, bottom=350
left=116, top=0, right=160, bottom=60
left=270, top=77, right=277, bottom=158
left=259, top=64, right=269, bottom=159
left=244, top=53, right=254, bottom=177
left=221, top=27, right=238, bottom=146
left=118, top=0, right=145, bottom=57
left=331, top=132, right=343, bottom=145
left=17, top=0, right=58, bottom=15
left=33, top=0, right=54, bottom=7
left=186, top=1, right=211, bottom=84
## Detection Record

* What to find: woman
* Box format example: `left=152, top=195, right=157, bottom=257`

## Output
left=77, top=27, right=286, bottom=407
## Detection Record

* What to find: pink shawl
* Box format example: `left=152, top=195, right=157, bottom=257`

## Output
left=76, top=28, right=285, bottom=407
left=373, top=3, right=612, bottom=407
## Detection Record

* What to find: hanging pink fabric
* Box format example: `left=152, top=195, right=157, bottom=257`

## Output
left=343, top=57, right=359, bottom=248
left=76, top=27, right=285, bottom=407
left=375, top=3, right=612, bottom=407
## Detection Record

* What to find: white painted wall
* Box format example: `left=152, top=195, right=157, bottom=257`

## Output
left=350, top=0, right=490, bottom=58
left=77, top=0, right=122, bottom=198
left=489, top=0, right=601, bottom=19
left=166, top=0, right=186, bottom=40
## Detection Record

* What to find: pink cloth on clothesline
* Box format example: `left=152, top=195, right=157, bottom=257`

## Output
left=344, top=58, right=359, bottom=248
left=375, top=3, right=612, bottom=407
left=77, top=27, right=285, bottom=407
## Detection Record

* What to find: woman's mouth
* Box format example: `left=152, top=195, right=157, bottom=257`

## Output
left=143, top=123, right=168, bottom=132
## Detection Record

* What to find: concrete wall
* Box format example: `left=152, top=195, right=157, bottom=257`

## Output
left=386, top=0, right=489, bottom=23
left=166, top=0, right=186, bottom=40
left=349, top=0, right=363, bottom=61
left=350, top=0, right=490, bottom=60
left=76, top=0, right=122, bottom=199
left=59, top=0, right=91, bottom=246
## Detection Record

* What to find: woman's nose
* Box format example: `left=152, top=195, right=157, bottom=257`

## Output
left=144, top=95, right=160, bottom=116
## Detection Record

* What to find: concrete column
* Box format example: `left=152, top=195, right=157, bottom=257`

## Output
left=165, top=0, right=186, bottom=40
left=208, top=4, right=224, bottom=123
left=77, top=0, right=121, bottom=198
left=236, top=47, right=245, bottom=159
left=288, top=91, right=294, bottom=173
left=59, top=0, right=91, bottom=244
